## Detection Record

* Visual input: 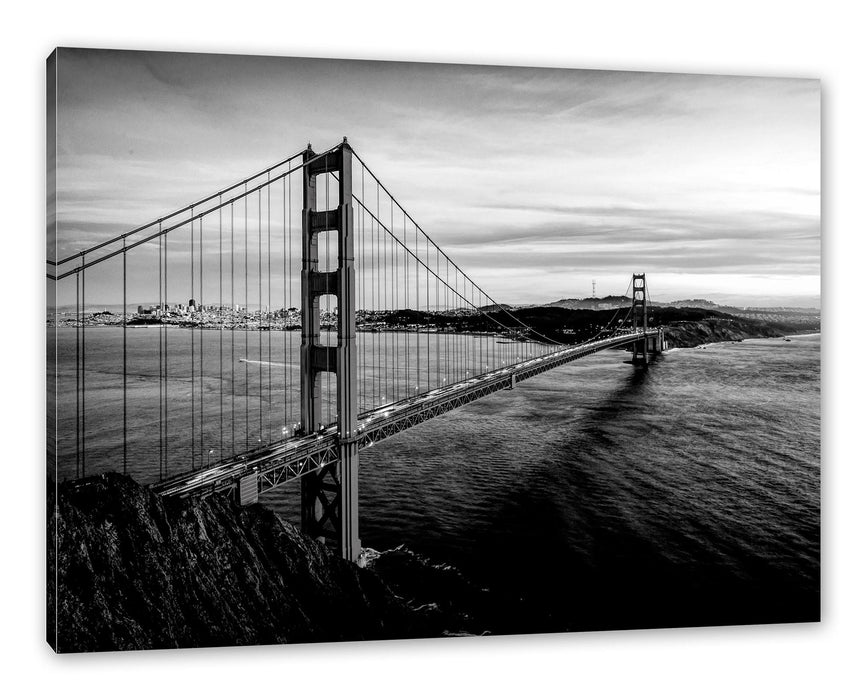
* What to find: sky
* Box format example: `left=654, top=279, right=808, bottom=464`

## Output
left=50, top=48, right=820, bottom=308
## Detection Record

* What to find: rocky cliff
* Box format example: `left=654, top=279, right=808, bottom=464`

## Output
left=660, top=317, right=814, bottom=349
left=47, top=473, right=484, bottom=653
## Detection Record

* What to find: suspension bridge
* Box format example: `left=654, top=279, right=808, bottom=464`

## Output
left=47, top=139, right=665, bottom=562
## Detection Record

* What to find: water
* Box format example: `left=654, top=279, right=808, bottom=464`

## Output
left=48, top=329, right=820, bottom=632
left=47, top=327, right=546, bottom=480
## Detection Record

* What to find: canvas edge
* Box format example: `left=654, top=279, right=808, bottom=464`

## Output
left=46, top=47, right=59, bottom=654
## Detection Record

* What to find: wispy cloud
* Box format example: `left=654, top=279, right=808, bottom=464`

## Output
left=51, top=49, right=820, bottom=306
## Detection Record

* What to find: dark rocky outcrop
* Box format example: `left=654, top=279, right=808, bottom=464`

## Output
left=47, top=473, right=485, bottom=653
left=650, top=307, right=818, bottom=349
left=368, top=546, right=497, bottom=637
left=662, top=318, right=785, bottom=348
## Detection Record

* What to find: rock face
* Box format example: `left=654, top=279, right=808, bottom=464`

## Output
left=47, top=473, right=447, bottom=653
left=662, top=319, right=784, bottom=348
left=368, top=545, right=497, bottom=637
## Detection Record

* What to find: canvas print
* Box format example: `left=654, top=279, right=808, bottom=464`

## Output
left=46, top=49, right=820, bottom=652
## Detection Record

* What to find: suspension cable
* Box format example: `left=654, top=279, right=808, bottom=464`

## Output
left=346, top=148, right=562, bottom=346
left=48, top=149, right=308, bottom=268
left=48, top=147, right=342, bottom=282
left=347, top=188, right=554, bottom=344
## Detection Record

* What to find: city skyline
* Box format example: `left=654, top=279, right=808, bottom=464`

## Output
left=50, top=50, right=820, bottom=307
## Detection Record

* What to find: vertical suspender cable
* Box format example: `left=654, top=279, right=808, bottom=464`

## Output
left=75, top=268, right=80, bottom=479
left=258, top=189, right=263, bottom=441
left=230, top=202, right=235, bottom=455
left=283, top=174, right=288, bottom=432
left=326, top=172, right=331, bottom=426
left=466, top=277, right=470, bottom=377
left=81, top=258, right=86, bottom=477
left=359, top=168, right=364, bottom=411
left=157, top=228, right=163, bottom=479
left=267, top=174, right=272, bottom=441
left=122, top=247, right=127, bottom=475
left=470, top=284, right=475, bottom=376
left=436, top=249, right=440, bottom=386
left=190, top=209, right=195, bottom=471
left=444, top=259, right=448, bottom=384
left=424, top=232, right=426, bottom=391
left=415, top=223, right=419, bottom=395
left=245, top=185, right=249, bottom=451
left=159, top=232, right=165, bottom=479
left=219, top=196, right=224, bottom=460
left=390, top=198, right=395, bottom=398
left=164, top=220, right=169, bottom=474
left=376, top=183, right=381, bottom=405
left=288, top=174, right=293, bottom=429
left=199, top=216, right=204, bottom=468
left=360, top=168, right=365, bottom=411
left=404, top=212, right=409, bottom=397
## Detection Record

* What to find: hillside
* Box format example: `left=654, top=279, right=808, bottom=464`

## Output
left=542, top=295, right=630, bottom=310
left=47, top=473, right=488, bottom=652
left=488, top=305, right=818, bottom=346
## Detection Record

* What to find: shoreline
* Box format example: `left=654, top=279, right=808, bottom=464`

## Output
left=45, top=322, right=822, bottom=346
left=673, top=329, right=820, bottom=352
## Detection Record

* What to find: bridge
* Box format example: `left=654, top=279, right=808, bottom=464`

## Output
left=47, top=139, right=665, bottom=562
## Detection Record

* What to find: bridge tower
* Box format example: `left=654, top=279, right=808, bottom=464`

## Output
left=631, top=273, right=648, bottom=366
left=300, top=140, right=361, bottom=562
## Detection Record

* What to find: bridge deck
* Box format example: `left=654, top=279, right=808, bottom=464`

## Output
left=153, top=330, right=655, bottom=501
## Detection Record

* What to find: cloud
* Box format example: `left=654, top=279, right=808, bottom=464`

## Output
left=50, top=50, right=820, bottom=307
left=461, top=203, right=819, bottom=246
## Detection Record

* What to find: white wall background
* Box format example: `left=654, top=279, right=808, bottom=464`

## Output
left=2, top=1, right=862, bottom=698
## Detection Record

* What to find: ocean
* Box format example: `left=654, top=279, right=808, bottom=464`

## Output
left=48, top=329, right=820, bottom=633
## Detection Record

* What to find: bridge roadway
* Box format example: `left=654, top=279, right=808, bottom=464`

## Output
left=153, top=329, right=658, bottom=502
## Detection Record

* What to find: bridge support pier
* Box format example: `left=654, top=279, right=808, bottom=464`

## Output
left=646, top=328, right=666, bottom=355
left=300, top=141, right=362, bottom=563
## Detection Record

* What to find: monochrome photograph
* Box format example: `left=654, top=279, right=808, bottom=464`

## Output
left=46, top=48, right=820, bottom=653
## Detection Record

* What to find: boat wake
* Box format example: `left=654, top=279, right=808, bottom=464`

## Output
left=239, top=358, right=292, bottom=368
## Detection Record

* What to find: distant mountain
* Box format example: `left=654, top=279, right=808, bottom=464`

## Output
left=477, top=303, right=518, bottom=313
left=662, top=298, right=727, bottom=310
left=655, top=299, right=752, bottom=315
left=745, top=306, right=822, bottom=313
left=535, top=296, right=819, bottom=320
left=542, top=295, right=631, bottom=310
left=541, top=296, right=728, bottom=311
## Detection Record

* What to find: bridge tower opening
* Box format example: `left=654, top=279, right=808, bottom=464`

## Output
left=300, top=140, right=362, bottom=562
